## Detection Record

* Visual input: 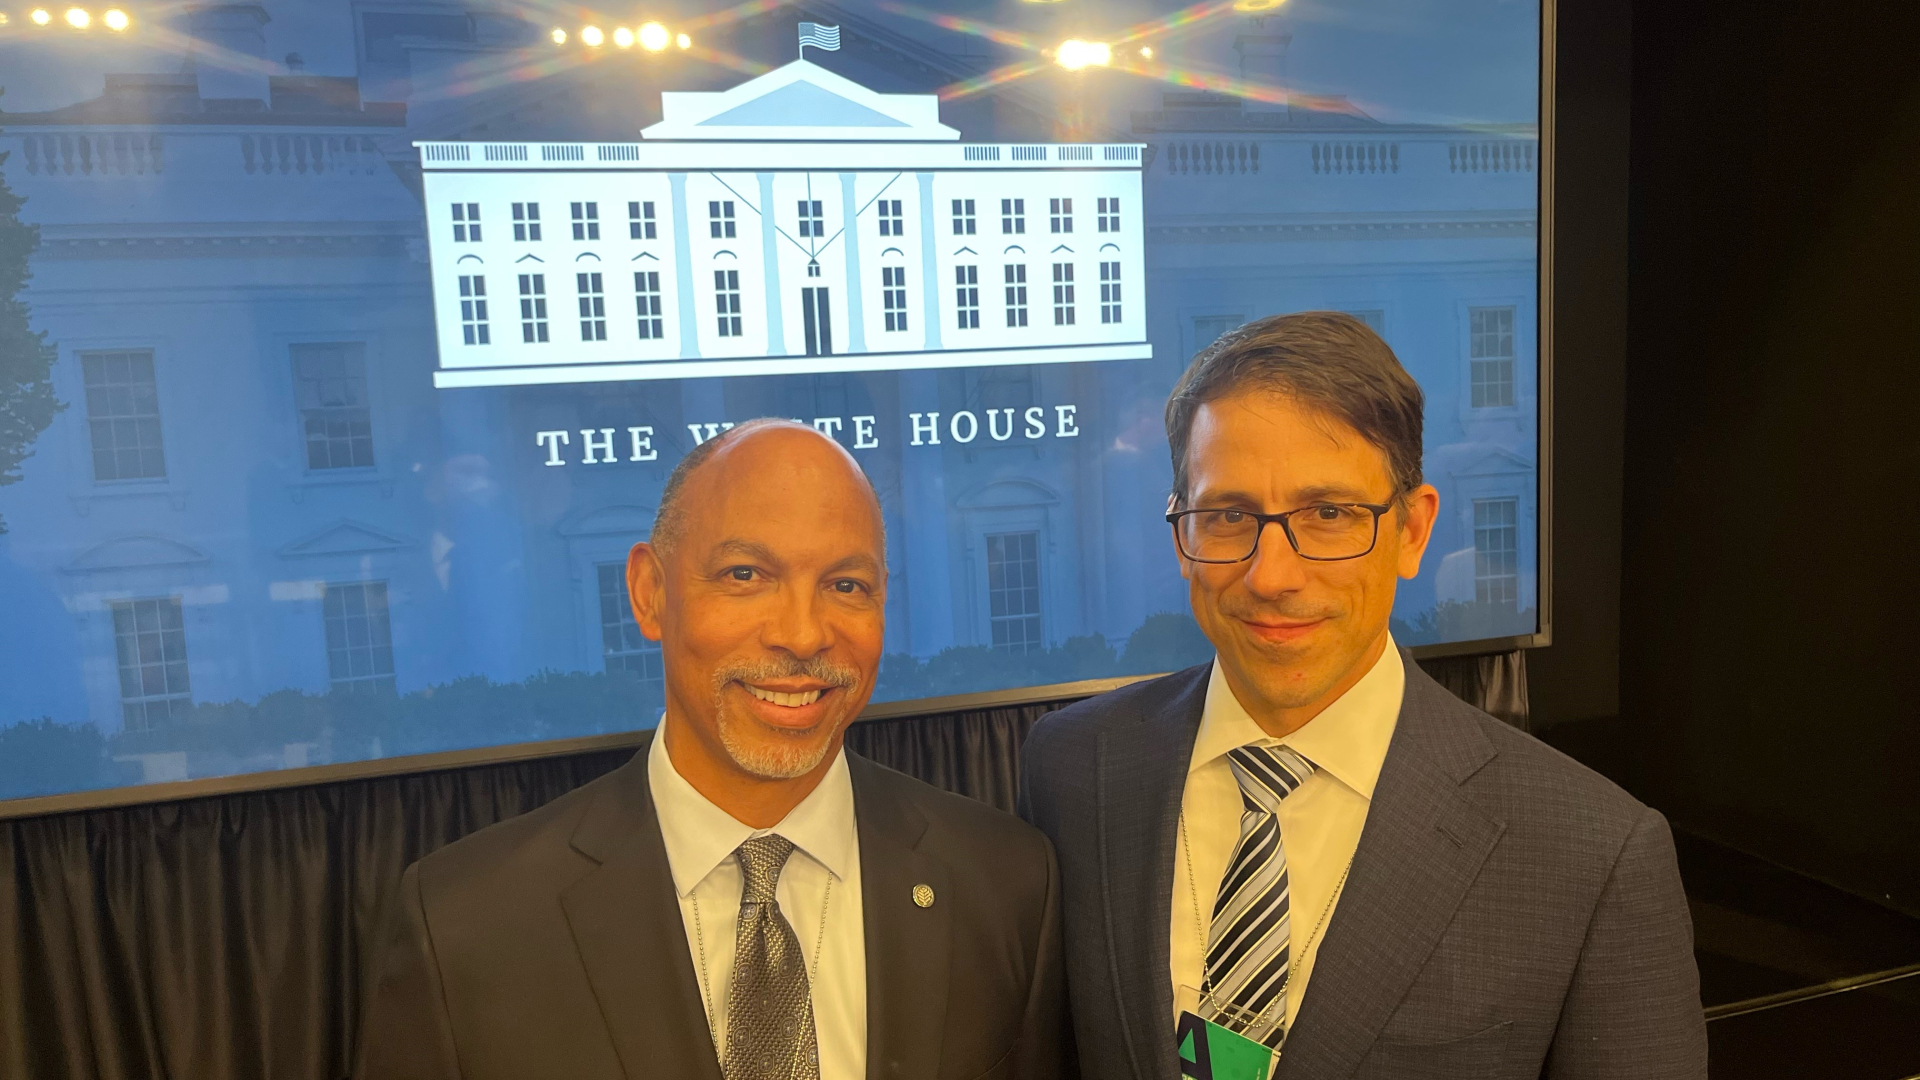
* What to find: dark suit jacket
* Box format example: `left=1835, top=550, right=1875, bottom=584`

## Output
left=1020, top=659, right=1708, bottom=1080
left=355, top=738, right=1064, bottom=1080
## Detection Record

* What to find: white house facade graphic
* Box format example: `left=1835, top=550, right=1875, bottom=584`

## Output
left=418, top=61, right=1150, bottom=388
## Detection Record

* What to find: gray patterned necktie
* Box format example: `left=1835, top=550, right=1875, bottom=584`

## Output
left=723, top=835, right=820, bottom=1080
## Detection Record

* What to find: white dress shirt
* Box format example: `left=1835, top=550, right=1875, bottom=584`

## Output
left=647, top=724, right=867, bottom=1078
left=1168, top=640, right=1405, bottom=1035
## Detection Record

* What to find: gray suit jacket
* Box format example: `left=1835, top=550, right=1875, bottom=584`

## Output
left=355, top=737, right=1065, bottom=1080
left=1019, top=659, right=1707, bottom=1080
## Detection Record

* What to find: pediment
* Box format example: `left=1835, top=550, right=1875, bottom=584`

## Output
left=645, top=60, right=959, bottom=141
left=1447, top=445, right=1534, bottom=478
left=700, top=80, right=908, bottom=129
left=557, top=503, right=656, bottom=538
left=956, top=478, right=1061, bottom=510
left=278, top=519, right=412, bottom=558
left=67, top=534, right=210, bottom=573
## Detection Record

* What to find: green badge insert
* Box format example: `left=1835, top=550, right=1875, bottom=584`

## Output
left=1176, top=1010, right=1275, bottom=1080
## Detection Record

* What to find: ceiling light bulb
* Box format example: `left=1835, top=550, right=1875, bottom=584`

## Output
left=1233, top=0, right=1285, bottom=10
left=675, top=32, right=690, bottom=49
left=1139, top=46, right=1153, bottom=59
left=1055, top=39, right=1111, bottom=71
left=103, top=7, right=127, bottom=29
left=29, top=7, right=51, bottom=23
left=0, top=12, right=11, bottom=24
left=550, top=26, right=567, bottom=44
left=580, top=24, right=603, bottom=47
left=637, top=21, right=669, bottom=51
left=64, top=6, right=88, bottom=27
left=612, top=26, right=633, bottom=47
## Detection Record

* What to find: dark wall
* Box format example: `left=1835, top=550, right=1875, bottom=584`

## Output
left=1623, top=0, right=1920, bottom=913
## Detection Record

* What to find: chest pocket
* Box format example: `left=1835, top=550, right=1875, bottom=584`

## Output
left=1353, top=1020, right=1511, bottom=1080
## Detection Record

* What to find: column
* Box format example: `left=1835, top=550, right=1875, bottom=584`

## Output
left=916, top=172, right=943, bottom=352
left=839, top=172, right=866, bottom=353
left=757, top=172, right=786, bottom=355
left=669, top=172, right=701, bottom=358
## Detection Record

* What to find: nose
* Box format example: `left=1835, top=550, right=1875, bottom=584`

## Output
left=1241, top=519, right=1312, bottom=599
left=762, top=582, right=832, bottom=659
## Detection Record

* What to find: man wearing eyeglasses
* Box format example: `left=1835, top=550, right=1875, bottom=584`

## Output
left=1021, top=312, right=1705, bottom=1080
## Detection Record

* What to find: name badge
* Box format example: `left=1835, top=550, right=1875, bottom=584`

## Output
left=1175, top=986, right=1278, bottom=1080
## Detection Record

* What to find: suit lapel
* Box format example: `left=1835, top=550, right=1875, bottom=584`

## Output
left=559, top=740, right=725, bottom=1080
left=1273, top=663, right=1506, bottom=1080
left=1098, top=666, right=1209, bottom=1080
left=852, top=756, right=954, bottom=1080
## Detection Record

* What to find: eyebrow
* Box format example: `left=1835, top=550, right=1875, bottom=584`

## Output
left=823, top=553, right=885, bottom=577
left=1192, top=485, right=1381, bottom=507
left=707, top=538, right=783, bottom=566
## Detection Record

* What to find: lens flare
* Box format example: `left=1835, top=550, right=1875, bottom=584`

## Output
left=612, top=26, right=633, bottom=47
left=550, top=26, right=567, bottom=44
left=1233, top=0, right=1284, bottom=10
left=1139, top=45, right=1153, bottom=58
left=638, top=21, right=669, bottom=51
left=675, top=31, right=691, bottom=49
left=103, top=6, right=127, bottom=28
left=580, top=24, right=604, bottom=46
left=64, top=6, right=88, bottom=27
left=1055, top=39, right=1112, bottom=71
left=29, top=7, right=51, bottom=24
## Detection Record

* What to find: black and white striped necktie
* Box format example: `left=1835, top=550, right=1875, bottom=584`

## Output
left=1204, top=743, right=1317, bottom=1049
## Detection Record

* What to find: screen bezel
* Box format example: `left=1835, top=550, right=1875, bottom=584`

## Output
left=0, top=0, right=1556, bottom=822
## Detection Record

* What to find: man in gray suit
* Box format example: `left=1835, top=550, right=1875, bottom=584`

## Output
left=1021, top=313, right=1706, bottom=1079
left=357, top=420, right=1063, bottom=1080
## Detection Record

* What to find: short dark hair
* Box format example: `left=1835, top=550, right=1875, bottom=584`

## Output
left=1165, top=311, right=1424, bottom=506
left=650, top=418, right=883, bottom=555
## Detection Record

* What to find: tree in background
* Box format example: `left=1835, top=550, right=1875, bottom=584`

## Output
left=0, top=90, right=64, bottom=535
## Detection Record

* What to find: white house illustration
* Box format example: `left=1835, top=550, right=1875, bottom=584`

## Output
left=416, top=60, right=1150, bottom=388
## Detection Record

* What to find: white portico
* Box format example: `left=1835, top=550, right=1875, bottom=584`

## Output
left=418, top=61, right=1150, bottom=388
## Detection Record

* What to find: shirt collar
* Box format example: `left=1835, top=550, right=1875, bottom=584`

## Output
left=1190, top=637, right=1405, bottom=802
left=646, top=717, right=859, bottom=898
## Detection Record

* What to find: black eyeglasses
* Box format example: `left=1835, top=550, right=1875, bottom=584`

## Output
left=1166, top=500, right=1395, bottom=564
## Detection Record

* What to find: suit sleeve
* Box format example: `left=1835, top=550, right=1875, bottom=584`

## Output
left=1012, top=832, right=1069, bottom=1080
left=354, top=863, right=464, bottom=1080
left=1543, top=807, right=1708, bottom=1080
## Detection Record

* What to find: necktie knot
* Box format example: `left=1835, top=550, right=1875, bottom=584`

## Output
left=1226, top=744, right=1316, bottom=816
left=735, top=834, right=796, bottom=906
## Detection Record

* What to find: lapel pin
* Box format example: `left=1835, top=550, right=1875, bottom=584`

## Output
left=912, top=884, right=935, bottom=908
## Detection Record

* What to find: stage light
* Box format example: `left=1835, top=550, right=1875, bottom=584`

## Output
left=1233, top=0, right=1284, bottom=10
left=103, top=7, right=127, bottom=29
left=580, top=24, right=603, bottom=47
left=550, top=26, right=566, bottom=44
left=64, top=6, right=88, bottom=27
left=0, top=12, right=10, bottom=24
left=29, top=6, right=52, bottom=24
left=1055, top=39, right=1111, bottom=71
left=638, top=21, right=669, bottom=51
left=675, top=31, right=690, bottom=49
left=1139, top=45, right=1153, bottom=58
left=612, top=26, right=633, bottom=47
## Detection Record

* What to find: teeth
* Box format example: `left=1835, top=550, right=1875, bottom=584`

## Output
left=746, top=685, right=824, bottom=708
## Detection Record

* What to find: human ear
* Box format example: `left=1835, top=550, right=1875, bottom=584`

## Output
left=1395, top=485, right=1441, bottom=580
left=626, top=541, right=668, bottom=641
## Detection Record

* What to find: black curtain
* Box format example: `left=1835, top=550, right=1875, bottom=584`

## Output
left=0, top=656, right=1517, bottom=1080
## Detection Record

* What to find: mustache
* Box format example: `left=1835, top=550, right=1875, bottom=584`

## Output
left=711, top=655, right=863, bottom=696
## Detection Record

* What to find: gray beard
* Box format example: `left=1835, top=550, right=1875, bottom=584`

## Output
left=709, top=655, right=860, bottom=779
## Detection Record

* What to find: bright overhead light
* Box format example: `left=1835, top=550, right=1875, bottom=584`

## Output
left=29, top=7, right=51, bottom=24
left=580, top=24, right=603, bottom=47
left=612, top=26, right=633, bottom=47
left=1233, top=0, right=1285, bottom=10
left=675, top=31, right=690, bottom=49
left=1054, top=39, right=1112, bottom=71
left=637, top=21, right=669, bottom=52
left=0, top=12, right=10, bottom=24
left=1139, top=45, right=1153, bottom=58
left=103, top=7, right=127, bottom=29
left=64, top=6, right=88, bottom=27
left=550, top=26, right=567, bottom=44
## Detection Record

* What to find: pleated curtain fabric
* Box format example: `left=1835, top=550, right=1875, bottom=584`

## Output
left=0, top=655, right=1521, bottom=1080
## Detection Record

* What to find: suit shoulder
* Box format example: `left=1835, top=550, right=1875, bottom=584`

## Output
left=411, top=754, right=637, bottom=902
left=853, top=755, right=1051, bottom=860
left=1444, top=701, right=1657, bottom=855
left=1028, top=664, right=1210, bottom=754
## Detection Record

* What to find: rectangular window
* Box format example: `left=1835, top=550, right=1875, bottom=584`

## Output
left=112, top=597, right=191, bottom=732
left=634, top=270, right=664, bottom=339
left=1469, top=306, right=1516, bottom=408
left=797, top=199, right=824, bottom=238
left=1473, top=498, right=1520, bottom=609
left=292, top=343, right=374, bottom=471
left=954, top=265, right=979, bottom=329
left=458, top=275, right=490, bottom=345
left=714, top=269, right=742, bottom=336
left=576, top=272, right=606, bottom=341
left=1052, top=262, right=1076, bottom=325
left=1004, top=264, right=1028, bottom=327
left=570, top=201, right=599, bottom=241
left=323, top=581, right=396, bottom=695
left=451, top=202, right=481, bottom=242
left=1050, top=197, right=1073, bottom=234
left=518, top=273, right=549, bottom=343
left=628, top=200, right=657, bottom=240
left=986, top=531, right=1043, bottom=654
left=1099, top=261, right=1122, bottom=324
left=882, top=266, right=909, bottom=332
left=1001, top=197, right=1025, bottom=234
left=877, top=199, right=904, bottom=237
left=951, top=198, right=976, bottom=235
left=598, top=563, right=663, bottom=688
left=1097, top=196, right=1120, bottom=232
left=512, top=202, right=541, bottom=242
left=709, top=200, right=736, bottom=239
left=81, top=349, right=166, bottom=482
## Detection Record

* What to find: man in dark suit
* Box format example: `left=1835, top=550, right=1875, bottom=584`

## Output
left=1022, top=313, right=1706, bottom=1079
left=357, top=420, right=1063, bottom=1080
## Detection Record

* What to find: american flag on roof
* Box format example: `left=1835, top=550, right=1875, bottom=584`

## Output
left=798, top=22, right=841, bottom=54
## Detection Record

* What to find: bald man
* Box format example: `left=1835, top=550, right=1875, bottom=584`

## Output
left=356, top=421, right=1065, bottom=1080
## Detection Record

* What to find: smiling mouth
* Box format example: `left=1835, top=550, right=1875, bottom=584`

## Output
left=744, top=685, right=827, bottom=708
